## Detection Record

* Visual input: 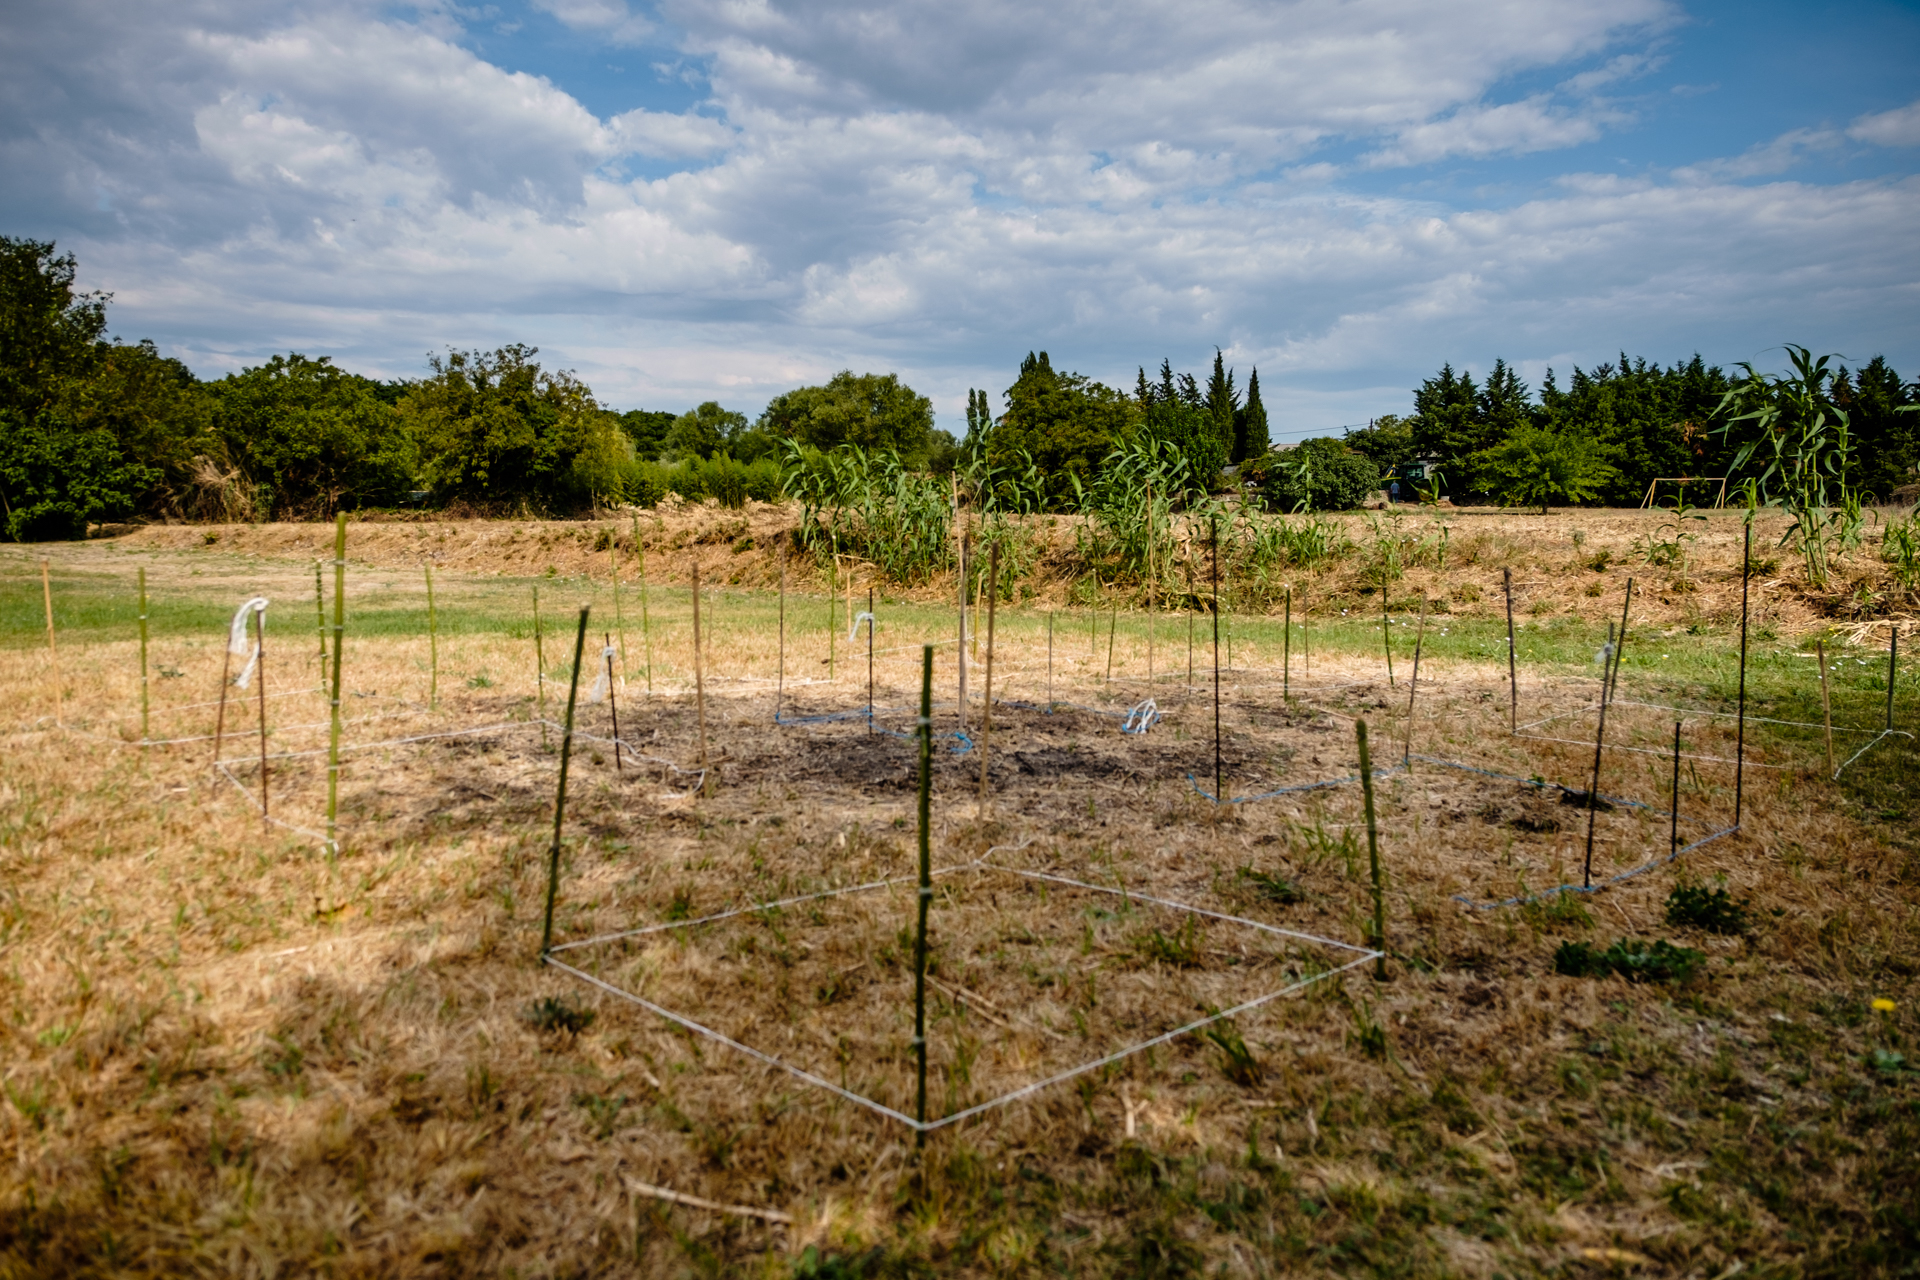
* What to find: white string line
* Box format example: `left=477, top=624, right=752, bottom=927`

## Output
left=546, top=957, right=925, bottom=1129
left=1835, top=729, right=1914, bottom=779
left=1536, top=698, right=1884, bottom=736
left=1511, top=731, right=1787, bottom=769
left=921, top=955, right=1378, bottom=1132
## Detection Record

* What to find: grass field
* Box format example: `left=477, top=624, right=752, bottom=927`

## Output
left=0, top=503, right=1914, bottom=1278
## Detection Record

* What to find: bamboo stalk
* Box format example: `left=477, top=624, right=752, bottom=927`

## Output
left=1283, top=586, right=1291, bottom=702
left=138, top=567, right=150, bottom=741
left=1735, top=520, right=1750, bottom=826
left=692, top=563, right=710, bottom=798
left=314, top=561, right=327, bottom=686
left=1212, top=516, right=1222, bottom=803
left=956, top=532, right=968, bottom=731
left=540, top=606, right=591, bottom=957
left=1580, top=640, right=1617, bottom=890
left=777, top=543, right=787, bottom=721
left=1670, top=721, right=1681, bottom=856
left=913, top=643, right=934, bottom=1145
left=325, top=513, right=347, bottom=858
left=1887, top=626, right=1900, bottom=733
left=1817, top=637, right=1834, bottom=776
left=1105, top=605, right=1117, bottom=683
left=979, top=542, right=999, bottom=816
left=1381, top=583, right=1394, bottom=688
left=866, top=587, right=875, bottom=734
left=1046, top=609, right=1054, bottom=709
left=41, top=559, right=60, bottom=726
left=213, top=625, right=233, bottom=764
left=829, top=547, right=837, bottom=683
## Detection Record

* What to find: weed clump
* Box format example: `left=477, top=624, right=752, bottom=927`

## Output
left=1666, top=885, right=1750, bottom=935
left=1554, top=938, right=1706, bottom=984
left=524, top=995, right=596, bottom=1037
left=1201, top=1016, right=1264, bottom=1086
left=1236, top=866, right=1305, bottom=904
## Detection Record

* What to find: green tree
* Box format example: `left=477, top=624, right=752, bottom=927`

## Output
left=1261, top=438, right=1381, bottom=512
left=0, top=237, right=211, bottom=539
left=1343, top=415, right=1417, bottom=476
left=1206, top=350, right=1240, bottom=464
left=405, top=344, right=620, bottom=511
left=1235, top=367, right=1270, bottom=463
left=617, top=409, right=676, bottom=460
left=665, top=401, right=749, bottom=460
left=759, top=371, right=934, bottom=466
left=1472, top=424, right=1617, bottom=514
left=991, top=352, right=1136, bottom=509
left=1833, top=356, right=1917, bottom=502
left=1138, top=359, right=1226, bottom=492
left=206, top=354, right=414, bottom=517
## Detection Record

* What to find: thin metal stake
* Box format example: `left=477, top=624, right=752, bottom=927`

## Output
left=777, top=544, right=786, bottom=722
left=213, top=628, right=233, bottom=763
left=1381, top=582, right=1394, bottom=687
left=424, top=563, right=438, bottom=710
left=41, top=560, right=60, bottom=726
left=605, top=632, right=622, bottom=772
left=980, top=543, right=999, bottom=815
left=315, top=560, right=327, bottom=683
left=1605, top=578, right=1634, bottom=706
left=255, top=606, right=270, bottom=829
left=1105, top=605, right=1117, bottom=683
left=913, top=644, right=934, bottom=1146
left=1581, top=646, right=1617, bottom=889
left=1671, top=721, right=1682, bottom=857
left=1047, top=609, right=1054, bottom=710
left=540, top=606, right=591, bottom=958
left=534, top=587, right=548, bottom=747
left=325, top=513, right=347, bottom=856
left=956, top=534, right=967, bottom=731
left=634, top=516, right=653, bottom=697
left=1356, top=719, right=1386, bottom=981
left=137, top=567, right=150, bottom=741
left=867, top=586, right=875, bottom=733
left=1212, top=516, right=1223, bottom=802
left=1403, top=596, right=1428, bottom=764
left=693, top=563, right=710, bottom=797
left=1735, top=521, right=1751, bottom=826
left=1817, top=637, right=1834, bottom=776
left=610, top=533, right=628, bottom=686
left=1504, top=566, right=1517, bottom=733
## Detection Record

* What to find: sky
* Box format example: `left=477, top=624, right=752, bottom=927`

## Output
left=3, top=0, right=1918, bottom=439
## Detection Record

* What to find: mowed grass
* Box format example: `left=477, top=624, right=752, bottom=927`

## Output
left=0, top=534, right=1915, bottom=1278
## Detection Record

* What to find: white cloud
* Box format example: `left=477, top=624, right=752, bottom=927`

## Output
left=1849, top=99, right=1920, bottom=148
left=3, top=0, right=1915, bottom=434
left=532, top=0, right=654, bottom=46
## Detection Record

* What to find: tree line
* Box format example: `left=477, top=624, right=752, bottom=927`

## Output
left=3, top=235, right=1915, bottom=540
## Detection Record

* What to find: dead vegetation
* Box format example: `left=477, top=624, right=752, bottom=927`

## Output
left=0, top=523, right=1914, bottom=1278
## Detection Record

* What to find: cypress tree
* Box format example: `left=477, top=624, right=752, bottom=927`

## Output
left=1237, top=367, right=1270, bottom=462
left=1206, top=350, right=1240, bottom=462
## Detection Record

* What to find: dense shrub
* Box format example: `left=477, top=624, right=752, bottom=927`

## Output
left=1254, top=438, right=1382, bottom=511
left=1554, top=937, right=1705, bottom=983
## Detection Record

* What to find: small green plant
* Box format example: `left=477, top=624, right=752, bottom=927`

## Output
left=524, top=995, right=596, bottom=1037
left=1352, top=1001, right=1389, bottom=1059
left=665, top=886, right=695, bottom=921
left=262, top=1034, right=305, bottom=1079
left=1201, top=1016, right=1264, bottom=1086
left=466, top=672, right=494, bottom=688
left=1134, top=915, right=1203, bottom=968
left=573, top=1090, right=629, bottom=1138
left=1236, top=866, right=1305, bottom=904
left=1666, top=885, right=1751, bottom=935
left=1522, top=889, right=1594, bottom=930
left=1883, top=511, right=1920, bottom=591
left=1554, top=938, right=1706, bottom=984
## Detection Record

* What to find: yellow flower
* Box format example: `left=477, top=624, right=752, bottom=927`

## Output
left=1873, top=998, right=1897, bottom=1012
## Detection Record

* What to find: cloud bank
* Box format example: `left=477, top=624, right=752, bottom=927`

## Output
left=3, top=0, right=1915, bottom=431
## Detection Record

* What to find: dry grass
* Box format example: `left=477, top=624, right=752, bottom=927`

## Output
left=0, top=517, right=1915, bottom=1278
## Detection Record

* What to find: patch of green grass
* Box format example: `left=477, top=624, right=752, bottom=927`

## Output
left=1554, top=937, right=1706, bottom=984
left=1666, top=885, right=1750, bottom=935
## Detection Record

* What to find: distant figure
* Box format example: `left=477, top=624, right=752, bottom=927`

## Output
left=1389, top=480, right=1400, bottom=503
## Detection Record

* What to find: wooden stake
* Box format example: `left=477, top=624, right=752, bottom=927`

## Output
left=1212, top=516, right=1223, bottom=803
left=1047, top=609, right=1054, bottom=709
left=1283, top=586, right=1291, bottom=702
left=1105, top=605, right=1117, bottom=684
left=866, top=586, right=875, bottom=733
left=213, top=628, right=233, bottom=764
left=957, top=531, right=969, bottom=731
left=314, top=561, right=327, bottom=686
left=1670, top=721, right=1682, bottom=857
left=1381, top=583, right=1394, bottom=688
left=1735, top=520, right=1751, bottom=827
left=1887, top=625, right=1900, bottom=733
left=540, top=606, right=591, bottom=958
left=979, top=542, right=999, bottom=816
left=41, top=559, right=60, bottom=726
left=1580, top=643, right=1617, bottom=890
left=634, top=515, right=653, bottom=697
left=692, top=563, right=710, bottom=797
left=829, top=547, right=837, bottom=683
left=609, top=532, right=628, bottom=686
left=777, top=542, right=787, bottom=721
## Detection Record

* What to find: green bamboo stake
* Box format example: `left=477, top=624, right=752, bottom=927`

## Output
left=424, top=563, right=438, bottom=710
left=1381, top=585, right=1394, bottom=687
left=1356, top=719, right=1386, bottom=980
left=828, top=545, right=837, bottom=682
left=913, top=643, right=934, bottom=1145
left=540, top=605, right=591, bottom=958
left=314, top=560, right=327, bottom=685
left=325, top=513, right=347, bottom=858
left=1282, top=585, right=1291, bottom=702
left=137, top=567, right=150, bottom=742
left=1105, top=604, right=1117, bottom=684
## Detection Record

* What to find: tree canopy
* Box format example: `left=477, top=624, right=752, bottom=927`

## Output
left=759, top=371, right=934, bottom=466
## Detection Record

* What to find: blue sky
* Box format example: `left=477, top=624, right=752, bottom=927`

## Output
left=3, top=0, right=1916, bottom=439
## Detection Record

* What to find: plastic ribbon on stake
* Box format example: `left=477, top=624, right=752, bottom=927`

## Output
left=587, top=645, right=618, bottom=703
left=228, top=597, right=270, bottom=688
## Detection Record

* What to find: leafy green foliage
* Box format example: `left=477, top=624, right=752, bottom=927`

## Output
left=1235, top=867, right=1305, bottom=904
left=206, top=354, right=413, bottom=517
left=1201, top=1016, right=1264, bottom=1086
left=783, top=443, right=952, bottom=583
left=663, top=400, right=750, bottom=460
left=760, top=372, right=934, bottom=467
left=1474, top=423, right=1617, bottom=513
left=1554, top=938, right=1706, bottom=984
left=992, top=352, right=1137, bottom=508
left=1666, top=886, right=1751, bottom=935
left=1255, top=438, right=1381, bottom=512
